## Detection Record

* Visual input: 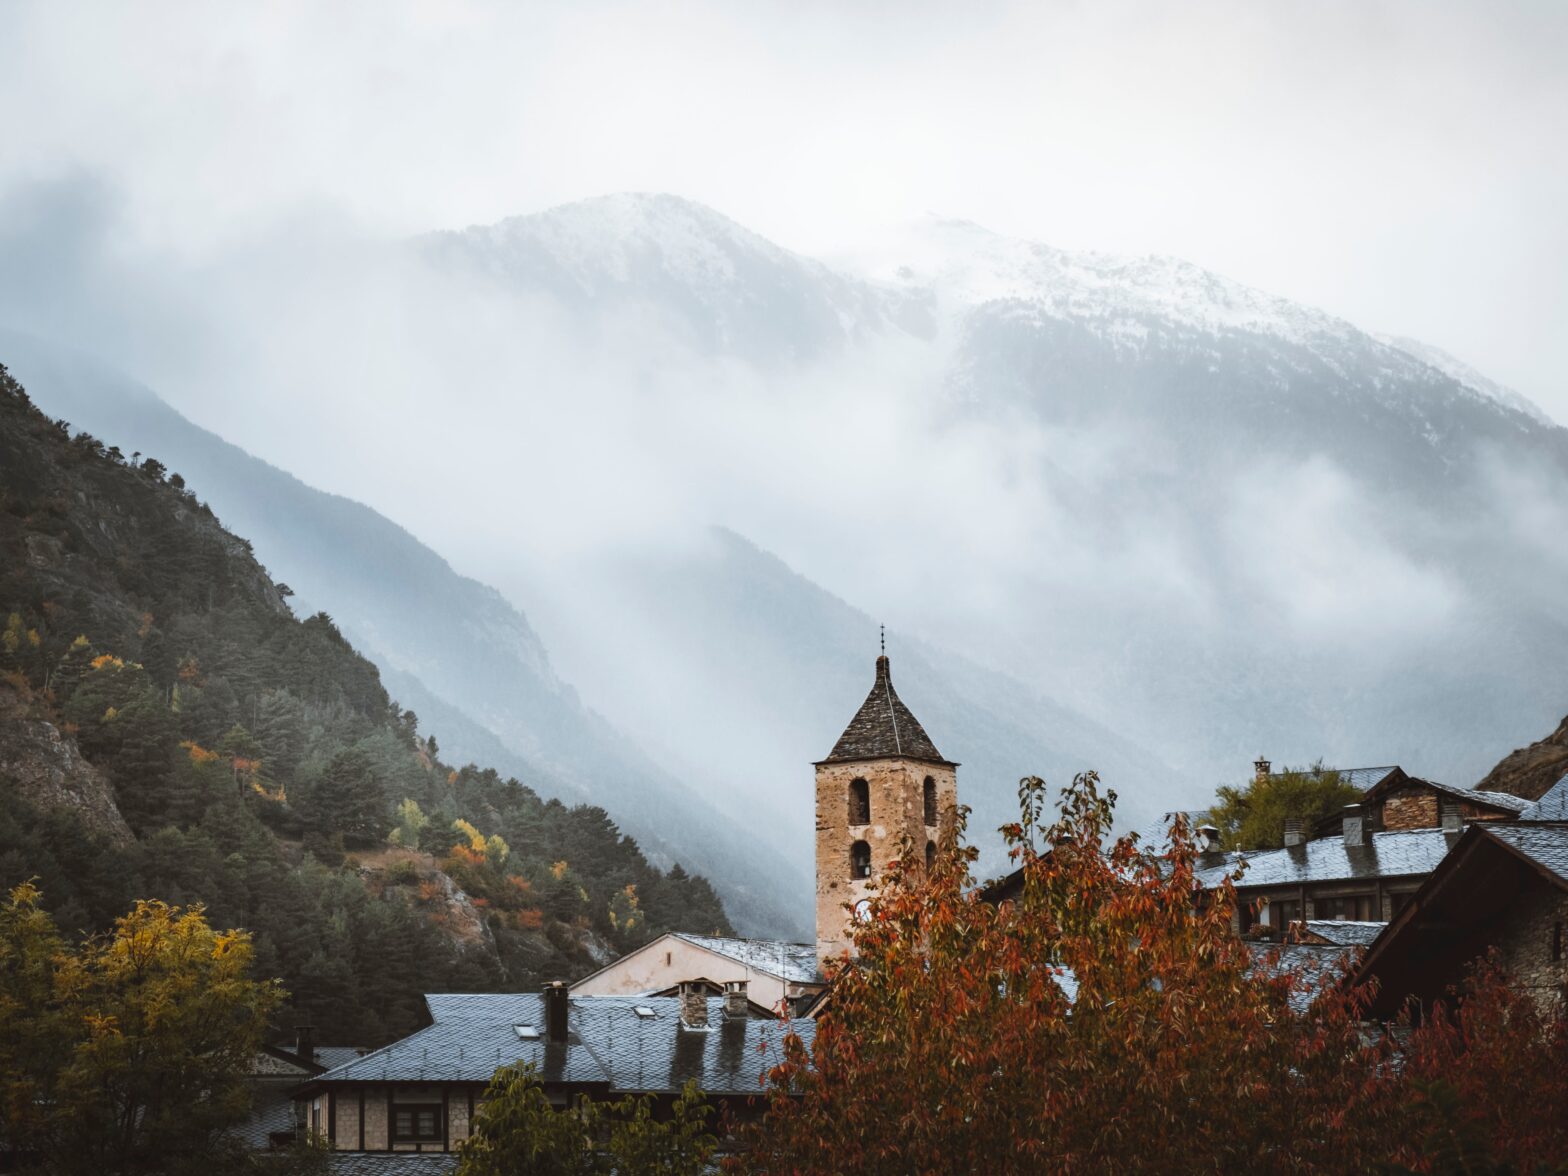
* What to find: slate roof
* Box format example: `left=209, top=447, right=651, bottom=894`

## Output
left=328, top=1156, right=458, bottom=1176
left=673, top=934, right=824, bottom=985
left=1135, top=810, right=1214, bottom=848
left=1302, top=920, right=1386, bottom=947
left=821, top=655, right=949, bottom=765
left=1332, top=766, right=1402, bottom=792
left=1195, top=827, right=1458, bottom=890
left=1483, top=823, right=1568, bottom=885
left=311, top=993, right=811, bottom=1097
left=1247, top=943, right=1358, bottom=1013
left=1519, top=775, right=1568, bottom=821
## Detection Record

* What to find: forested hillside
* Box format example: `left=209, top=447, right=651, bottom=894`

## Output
left=0, top=363, right=730, bottom=1046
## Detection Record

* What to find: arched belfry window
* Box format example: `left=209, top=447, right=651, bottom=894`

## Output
left=925, top=840, right=937, bottom=872
left=923, top=777, right=937, bottom=826
left=850, top=840, right=872, bottom=880
left=849, top=778, right=870, bottom=825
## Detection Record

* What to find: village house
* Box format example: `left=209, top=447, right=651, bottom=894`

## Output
left=1355, top=780, right=1568, bottom=1020
left=241, top=1028, right=367, bottom=1150
left=294, top=981, right=812, bottom=1162
left=1195, top=810, right=1458, bottom=935
left=570, top=932, right=824, bottom=1014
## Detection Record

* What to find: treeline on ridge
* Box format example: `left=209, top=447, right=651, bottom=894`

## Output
left=0, top=362, right=730, bottom=1047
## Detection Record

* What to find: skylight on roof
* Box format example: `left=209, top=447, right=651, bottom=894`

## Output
left=514, top=1024, right=540, bottom=1040
left=633, top=1006, right=657, bottom=1018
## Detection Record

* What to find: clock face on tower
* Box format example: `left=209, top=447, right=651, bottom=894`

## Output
left=853, top=898, right=873, bottom=923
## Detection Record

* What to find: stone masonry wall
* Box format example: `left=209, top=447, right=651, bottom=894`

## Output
left=816, top=758, right=957, bottom=967
left=1496, top=886, right=1568, bottom=1020
left=1381, top=791, right=1439, bottom=831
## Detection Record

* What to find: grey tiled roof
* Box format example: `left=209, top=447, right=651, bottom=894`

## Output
left=234, top=1081, right=297, bottom=1148
left=328, top=1156, right=458, bottom=1176
left=1135, top=810, right=1213, bottom=848
left=315, top=1046, right=369, bottom=1071
left=1303, top=920, right=1386, bottom=947
left=1196, top=827, right=1457, bottom=890
left=822, top=655, right=947, bottom=764
left=1484, top=823, right=1568, bottom=885
left=1248, top=943, right=1358, bottom=1013
left=1519, top=776, right=1568, bottom=821
left=314, top=993, right=811, bottom=1096
left=673, top=935, right=823, bottom=984
left=1333, top=766, right=1402, bottom=792
left=1456, top=787, right=1532, bottom=813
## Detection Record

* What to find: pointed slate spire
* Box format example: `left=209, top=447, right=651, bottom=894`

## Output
left=822, top=654, right=949, bottom=764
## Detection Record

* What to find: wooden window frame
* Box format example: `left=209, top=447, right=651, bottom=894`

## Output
left=392, top=1103, right=444, bottom=1143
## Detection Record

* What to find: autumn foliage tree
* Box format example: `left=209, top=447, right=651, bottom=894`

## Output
left=0, top=882, right=282, bottom=1175
left=739, top=773, right=1568, bottom=1174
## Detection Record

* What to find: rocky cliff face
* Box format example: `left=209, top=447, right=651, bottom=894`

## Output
left=0, top=684, right=133, bottom=845
left=1475, top=715, right=1568, bottom=801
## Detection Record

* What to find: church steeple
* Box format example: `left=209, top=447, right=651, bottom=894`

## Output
left=822, top=654, right=950, bottom=765
left=814, top=649, right=958, bottom=970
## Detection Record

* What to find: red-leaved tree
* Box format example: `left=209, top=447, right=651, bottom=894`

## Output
left=737, top=773, right=1568, bottom=1174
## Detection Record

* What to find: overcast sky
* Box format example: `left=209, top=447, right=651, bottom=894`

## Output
left=2, top=0, right=1565, bottom=414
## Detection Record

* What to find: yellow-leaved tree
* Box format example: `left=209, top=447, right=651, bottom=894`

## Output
left=0, top=882, right=283, bottom=1175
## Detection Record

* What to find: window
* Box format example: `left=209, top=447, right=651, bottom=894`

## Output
left=925, top=840, right=936, bottom=872
left=1264, top=898, right=1301, bottom=930
left=849, top=778, right=870, bottom=825
left=514, top=1024, right=539, bottom=1040
left=850, top=840, right=872, bottom=879
left=1317, top=894, right=1376, bottom=922
left=392, top=1105, right=442, bottom=1142
left=923, top=777, right=937, bottom=826
left=1553, top=921, right=1564, bottom=963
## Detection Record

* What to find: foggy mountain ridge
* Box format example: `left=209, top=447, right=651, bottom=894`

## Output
left=0, top=328, right=816, bottom=938
left=412, top=192, right=1568, bottom=795
left=429, top=192, right=1553, bottom=432
left=6, top=189, right=1568, bottom=908
left=0, top=325, right=1180, bottom=897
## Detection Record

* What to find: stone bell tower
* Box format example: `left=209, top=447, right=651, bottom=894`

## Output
left=815, top=650, right=958, bottom=969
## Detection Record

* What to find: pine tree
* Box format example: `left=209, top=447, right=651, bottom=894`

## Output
left=302, top=749, right=388, bottom=847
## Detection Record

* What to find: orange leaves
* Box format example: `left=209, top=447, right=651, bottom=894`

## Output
left=741, top=773, right=1410, bottom=1174
left=416, top=879, right=444, bottom=906
left=179, top=740, right=218, bottom=765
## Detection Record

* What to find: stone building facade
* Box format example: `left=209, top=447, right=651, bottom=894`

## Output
left=1357, top=821, right=1568, bottom=1020
left=814, top=655, right=957, bottom=968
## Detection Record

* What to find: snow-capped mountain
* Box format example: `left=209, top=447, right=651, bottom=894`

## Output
left=424, top=192, right=929, bottom=361
left=1378, top=333, right=1555, bottom=427
left=413, top=194, right=1568, bottom=797
left=7, top=188, right=1566, bottom=855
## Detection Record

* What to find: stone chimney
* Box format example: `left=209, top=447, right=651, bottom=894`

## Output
left=1440, top=802, right=1462, bottom=832
left=544, top=980, right=569, bottom=1043
left=723, top=979, right=749, bottom=1020
left=294, top=1024, right=315, bottom=1064
left=1342, top=804, right=1366, bottom=848
left=1254, top=756, right=1271, bottom=785
left=1282, top=818, right=1303, bottom=848
left=678, top=980, right=709, bottom=1030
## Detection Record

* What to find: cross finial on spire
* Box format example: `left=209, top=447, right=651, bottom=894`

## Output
left=880, top=624, right=885, bottom=656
